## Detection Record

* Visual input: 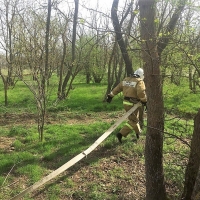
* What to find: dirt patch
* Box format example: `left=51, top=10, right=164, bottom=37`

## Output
left=0, top=111, right=182, bottom=199
left=0, top=111, right=122, bottom=151
left=0, top=111, right=124, bottom=126
left=0, top=136, right=15, bottom=150
left=0, top=113, right=36, bottom=126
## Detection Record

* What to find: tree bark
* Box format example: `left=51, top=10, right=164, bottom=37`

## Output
left=181, top=109, right=200, bottom=200
left=192, top=166, right=200, bottom=200
left=57, top=27, right=67, bottom=99
left=0, top=73, right=8, bottom=106
left=61, top=0, right=79, bottom=98
left=38, top=0, right=51, bottom=141
left=111, top=0, right=132, bottom=75
left=139, top=0, right=167, bottom=199
left=157, top=0, right=186, bottom=56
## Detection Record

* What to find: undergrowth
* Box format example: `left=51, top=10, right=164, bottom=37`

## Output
left=0, top=75, right=199, bottom=199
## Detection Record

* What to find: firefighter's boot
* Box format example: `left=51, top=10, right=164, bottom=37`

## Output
left=136, top=130, right=142, bottom=139
left=116, top=132, right=122, bottom=143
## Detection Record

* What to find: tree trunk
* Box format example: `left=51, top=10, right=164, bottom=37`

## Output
left=192, top=166, right=200, bottom=200
left=157, top=0, right=187, bottom=56
left=60, top=0, right=79, bottom=99
left=139, top=0, right=167, bottom=199
left=111, top=0, right=132, bottom=75
left=58, top=33, right=67, bottom=99
left=0, top=74, right=8, bottom=106
left=38, top=0, right=51, bottom=141
left=181, top=109, right=200, bottom=200
left=104, top=42, right=116, bottom=101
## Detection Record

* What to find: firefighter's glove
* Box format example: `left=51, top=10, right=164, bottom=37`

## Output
left=141, top=101, right=147, bottom=107
left=141, top=101, right=147, bottom=111
left=106, top=94, right=113, bottom=103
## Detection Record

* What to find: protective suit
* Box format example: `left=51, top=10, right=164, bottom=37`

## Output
left=107, top=68, right=147, bottom=143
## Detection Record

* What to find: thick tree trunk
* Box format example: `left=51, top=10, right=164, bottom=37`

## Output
left=192, top=166, right=200, bottom=200
left=139, top=0, right=167, bottom=199
left=181, top=109, right=200, bottom=200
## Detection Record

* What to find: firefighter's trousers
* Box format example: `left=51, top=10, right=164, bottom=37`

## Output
left=119, top=101, right=142, bottom=137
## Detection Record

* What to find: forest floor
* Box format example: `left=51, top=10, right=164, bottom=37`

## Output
left=0, top=111, right=180, bottom=200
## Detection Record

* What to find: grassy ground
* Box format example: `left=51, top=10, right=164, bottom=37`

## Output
left=0, top=75, right=199, bottom=199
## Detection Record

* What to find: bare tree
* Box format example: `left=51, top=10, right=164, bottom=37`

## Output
left=58, top=0, right=79, bottom=99
left=106, top=0, right=139, bottom=102
left=0, top=0, right=21, bottom=105
left=111, top=0, right=133, bottom=75
left=14, top=0, right=54, bottom=141
left=35, top=0, right=52, bottom=141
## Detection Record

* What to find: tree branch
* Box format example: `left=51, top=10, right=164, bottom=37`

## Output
left=157, top=0, right=187, bottom=55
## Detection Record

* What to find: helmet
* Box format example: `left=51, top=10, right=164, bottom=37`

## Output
left=134, top=68, right=144, bottom=80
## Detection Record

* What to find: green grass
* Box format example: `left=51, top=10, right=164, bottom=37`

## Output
left=164, top=79, right=200, bottom=117
left=0, top=77, right=122, bottom=114
left=0, top=121, right=118, bottom=199
left=0, top=74, right=199, bottom=115
left=0, top=75, right=199, bottom=199
left=0, top=122, right=192, bottom=199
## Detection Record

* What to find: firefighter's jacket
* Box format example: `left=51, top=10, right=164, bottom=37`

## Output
left=110, top=76, right=147, bottom=103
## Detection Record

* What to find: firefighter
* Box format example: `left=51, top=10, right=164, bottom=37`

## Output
left=106, top=68, right=147, bottom=143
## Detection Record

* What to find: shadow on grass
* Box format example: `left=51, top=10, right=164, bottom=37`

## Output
left=32, top=135, right=121, bottom=198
